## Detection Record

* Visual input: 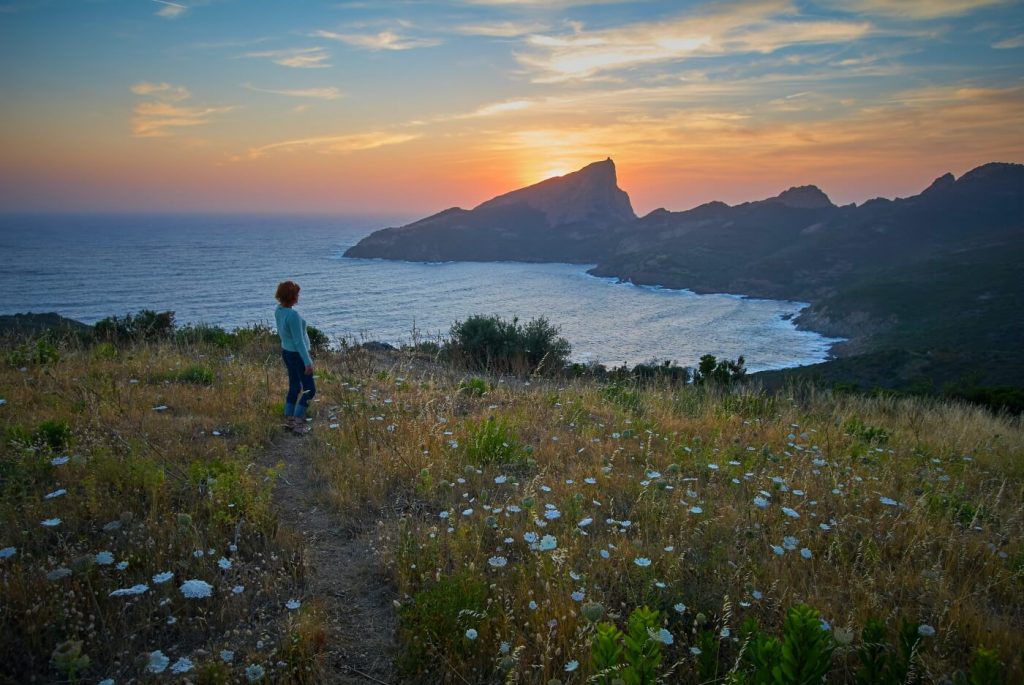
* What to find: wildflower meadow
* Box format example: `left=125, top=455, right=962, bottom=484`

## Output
left=1, top=327, right=1021, bottom=683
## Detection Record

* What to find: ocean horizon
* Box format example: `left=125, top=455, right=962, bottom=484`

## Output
left=0, top=212, right=842, bottom=371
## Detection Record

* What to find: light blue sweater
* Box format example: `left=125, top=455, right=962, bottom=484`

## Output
left=275, top=305, right=312, bottom=366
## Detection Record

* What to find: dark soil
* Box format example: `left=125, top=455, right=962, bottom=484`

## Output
left=261, top=433, right=398, bottom=684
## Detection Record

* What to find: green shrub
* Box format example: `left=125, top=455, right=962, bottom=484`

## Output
left=631, top=360, right=690, bottom=384
left=91, top=342, right=118, bottom=360
left=5, top=338, right=60, bottom=367
left=176, top=323, right=233, bottom=348
left=954, top=646, right=1004, bottom=685
left=844, top=416, right=890, bottom=444
left=602, top=383, right=641, bottom=412
left=463, top=416, right=526, bottom=466
left=177, top=364, right=215, bottom=385
left=448, top=314, right=570, bottom=375
left=458, top=377, right=489, bottom=397
left=693, top=354, right=747, bottom=385
left=95, top=309, right=175, bottom=343
left=306, top=325, right=330, bottom=352
left=34, top=419, right=72, bottom=451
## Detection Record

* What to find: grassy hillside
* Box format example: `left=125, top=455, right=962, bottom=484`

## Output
left=0, top=332, right=325, bottom=683
left=1, top=332, right=1022, bottom=683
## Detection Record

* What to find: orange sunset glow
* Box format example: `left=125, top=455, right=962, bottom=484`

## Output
left=1, top=1, right=1022, bottom=215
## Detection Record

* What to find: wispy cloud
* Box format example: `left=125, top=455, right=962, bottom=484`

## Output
left=473, top=84, right=1024, bottom=171
left=243, top=47, right=332, bottom=68
left=992, top=33, right=1024, bottom=48
left=516, top=1, right=874, bottom=82
left=130, top=81, right=233, bottom=137
left=130, top=81, right=190, bottom=101
left=454, top=21, right=550, bottom=38
left=243, top=83, right=344, bottom=100
left=824, top=0, right=1010, bottom=19
left=461, top=0, right=631, bottom=6
left=152, top=0, right=187, bottom=19
left=459, top=99, right=534, bottom=117
left=312, top=29, right=441, bottom=50
left=237, top=131, right=419, bottom=160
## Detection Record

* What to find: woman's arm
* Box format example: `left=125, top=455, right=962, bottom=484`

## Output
left=288, top=311, right=313, bottom=368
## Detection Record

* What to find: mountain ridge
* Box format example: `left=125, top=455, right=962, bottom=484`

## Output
left=345, top=159, right=1024, bottom=388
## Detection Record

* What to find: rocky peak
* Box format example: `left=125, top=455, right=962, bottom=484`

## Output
left=771, top=185, right=835, bottom=209
left=474, top=158, right=636, bottom=227
left=922, top=172, right=955, bottom=195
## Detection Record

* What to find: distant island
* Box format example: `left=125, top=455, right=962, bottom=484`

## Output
left=346, top=158, right=1024, bottom=392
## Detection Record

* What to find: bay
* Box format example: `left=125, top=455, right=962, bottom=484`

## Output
left=0, top=213, right=841, bottom=371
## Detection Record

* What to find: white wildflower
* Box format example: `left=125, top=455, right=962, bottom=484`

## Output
left=180, top=579, right=213, bottom=598
left=147, top=651, right=169, bottom=674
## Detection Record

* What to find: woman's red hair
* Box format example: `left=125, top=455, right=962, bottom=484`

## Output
left=275, top=280, right=300, bottom=307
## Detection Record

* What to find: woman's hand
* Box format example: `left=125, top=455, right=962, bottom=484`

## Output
left=304, top=365, right=314, bottom=375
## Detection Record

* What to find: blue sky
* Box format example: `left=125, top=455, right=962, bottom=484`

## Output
left=1, top=0, right=1022, bottom=213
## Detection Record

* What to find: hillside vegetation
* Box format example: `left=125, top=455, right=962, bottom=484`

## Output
left=1, top=326, right=1022, bottom=683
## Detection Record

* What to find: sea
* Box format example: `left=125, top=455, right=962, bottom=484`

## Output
left=0, top=213, right=842, bottom=371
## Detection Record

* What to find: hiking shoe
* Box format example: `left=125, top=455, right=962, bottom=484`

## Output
left=290, top=419, right=311, bottom=435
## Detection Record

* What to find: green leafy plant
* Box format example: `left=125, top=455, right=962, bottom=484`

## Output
left=776, top=605, right=834, bottom=684
left=462, top=416, right=526, bottom=466
left=50, top=640, right=90, bottom=682
left=591, top=622, right=625, bottom=684
left=953, top=646, right=1004, bottom=685
left=738, top=606, right=833, bottom=684
left=590, top=607, right=665, bottom=685
left=856, top=618, right=925, bottom=685
left=177, top=364, right=215, bottom=385
left=844, top=416, right=890, bottom=444
left=35, top=419, right=72, bottom=451
left=458, top=377, right=490, bottom=397
left=622, top=606, right=663, bottom=685
left=602, top=383, right=641, bottom=412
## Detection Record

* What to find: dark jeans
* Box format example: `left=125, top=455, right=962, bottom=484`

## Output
left=282, top=349, right=316, bottom=407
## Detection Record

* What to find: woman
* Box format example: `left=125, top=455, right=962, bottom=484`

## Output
left=275, top=280, right=316, bottom=433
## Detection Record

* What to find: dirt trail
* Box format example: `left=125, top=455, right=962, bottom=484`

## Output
left=261, top=434, right=398, bottom=684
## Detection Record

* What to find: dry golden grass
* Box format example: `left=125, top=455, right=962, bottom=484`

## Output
left=0, top=338, right=325, bottom=683
left=307, top=350, right=1024, bottom=683
left=3, top=337, right=1021, bottom=683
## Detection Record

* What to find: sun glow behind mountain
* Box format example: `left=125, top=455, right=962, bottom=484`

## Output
left=0, top=1, right=1022, bottom=214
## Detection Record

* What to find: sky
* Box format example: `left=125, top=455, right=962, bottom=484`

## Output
left=0, top=0, right=1022, bottom=216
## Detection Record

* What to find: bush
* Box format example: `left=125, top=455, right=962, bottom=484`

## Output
left=693, top=354, right=746, bottom=385
left=176, top=324, right=233, bottom=348
left=448, top=314, right=570, bottom=375
left=95, top=309, right=175, bottom=344
left=631, top=360, right=690, bottom=384
left=306, top=325, right=330, bottom=353
left=34, top=419, right=72, bottom=451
